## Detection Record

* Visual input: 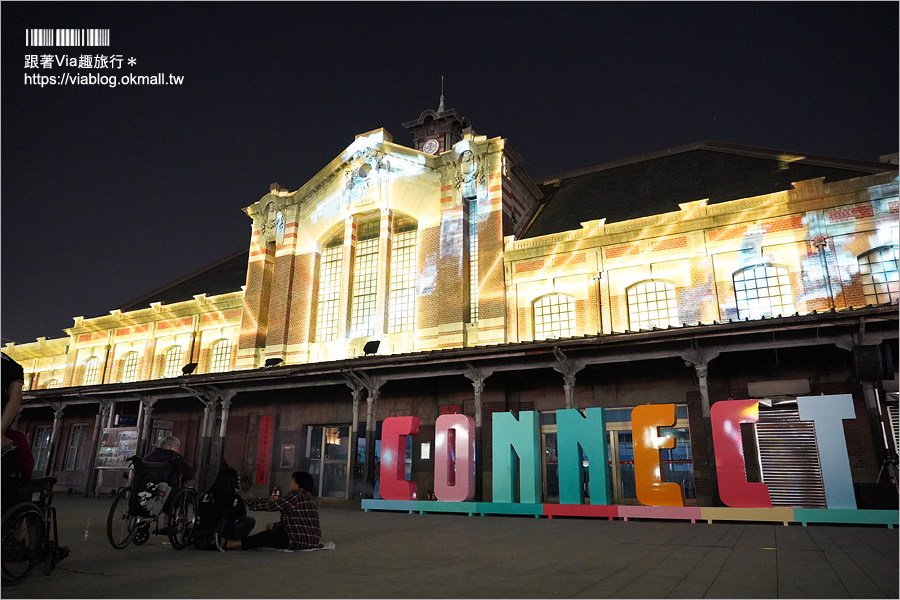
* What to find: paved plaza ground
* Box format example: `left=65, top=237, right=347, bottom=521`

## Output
left=3, top=495, right=898, bottom=599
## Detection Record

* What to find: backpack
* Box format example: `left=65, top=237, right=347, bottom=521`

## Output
left=193, top=517, right=226, bottom=550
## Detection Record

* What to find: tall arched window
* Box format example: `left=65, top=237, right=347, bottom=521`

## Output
left=120, top=351, right=140, bottom=383
left=626, top=280, right=679, bottom=330
left=208, top=339, right=232, bottom=373
left=388, top=214, right=417, bottom=333
left=533, top=294, right=576, bottom=340
left=43, top=379, right=60, bottom=389
left=315, top=230, right=344, bottom=342
left=858, top=246, right=899, bottom=305
left=163, top=346, right=184, bottom=378
left=82, top=356, right=100, bottom=386
left=733, top=264, right=795, bottom=319
left=350, top=214, right=380, bottom=338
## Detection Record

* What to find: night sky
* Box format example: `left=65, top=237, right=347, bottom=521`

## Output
left=1, top=2, right=897, bottom=345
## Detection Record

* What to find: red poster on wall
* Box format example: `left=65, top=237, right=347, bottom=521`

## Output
left=254, top=415, right=275, bottom=485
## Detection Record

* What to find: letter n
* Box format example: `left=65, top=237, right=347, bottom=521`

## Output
left=491, top=411, right=540, bottom=503
left=556, top=408, right=611, bottom=505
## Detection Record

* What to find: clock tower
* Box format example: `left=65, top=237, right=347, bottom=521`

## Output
left=403, top=85, right=473, bottom=155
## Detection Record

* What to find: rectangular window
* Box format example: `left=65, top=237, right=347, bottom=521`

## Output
left=469, top=200, right=479, bottom=323
left=315, top=239, right=344, bottom=342
left=388, top=218, right=417, bottom=333
left=350, top=217, right=380, bottom=338
left=31, top=425, right=51, bottom=474
left=64, top=423, right=88, bottom=471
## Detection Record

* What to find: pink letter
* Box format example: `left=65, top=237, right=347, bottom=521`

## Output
left=379, top=416, right=420, bottom=500
left=710, top=399, right=772, bottom=507
left=434, top=414, right=476, bottom=502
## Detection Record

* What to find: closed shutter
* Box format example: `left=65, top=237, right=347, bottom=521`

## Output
left=755, top=405, right=827, bottom=508
left=888, top=402, right=899, bottom=455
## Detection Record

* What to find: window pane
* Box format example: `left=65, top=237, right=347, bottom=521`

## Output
left=534, top=294, right=575, bottom=339
left=626, top=280, right=679, bottom=330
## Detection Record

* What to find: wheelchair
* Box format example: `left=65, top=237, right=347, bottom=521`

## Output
left=1, top=475, right=65, bottom=585
left=106, top=455, right=197, bottom=550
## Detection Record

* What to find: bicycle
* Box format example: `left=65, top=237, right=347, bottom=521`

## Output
left=106, top=455, right=197, bottom=550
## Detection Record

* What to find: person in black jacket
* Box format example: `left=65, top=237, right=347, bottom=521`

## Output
left=196, top=468, right=255, bottom=550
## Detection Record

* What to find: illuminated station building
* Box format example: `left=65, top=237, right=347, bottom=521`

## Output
left=5, top=102, right=899, bottom=521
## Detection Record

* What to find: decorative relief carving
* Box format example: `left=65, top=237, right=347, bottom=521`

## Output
left=344, top=149, right=390, bottom=207
left=258, top=201, right=279, bottom=242
left=454, top=150, right=485, bottom=199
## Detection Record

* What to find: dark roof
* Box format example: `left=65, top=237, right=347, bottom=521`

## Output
left=118, top=249, right=248, bottom=311
left=523, top=141, right=897, bottom=239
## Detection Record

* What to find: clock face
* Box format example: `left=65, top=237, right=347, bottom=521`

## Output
left=422, top=138, right=439, bottom=155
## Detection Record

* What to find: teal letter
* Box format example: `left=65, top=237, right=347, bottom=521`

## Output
left=491, top=411, right=540, bottom=503
left=797, top=394, right=857, bottom=509
left=557, top=408, right=611, bottom=505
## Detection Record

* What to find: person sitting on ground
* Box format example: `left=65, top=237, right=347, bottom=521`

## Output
left=195, top=468, right=255, bottom=550
left=221, top=471, right=321, bottom=552
left=144, top=435, right=195, bottom=480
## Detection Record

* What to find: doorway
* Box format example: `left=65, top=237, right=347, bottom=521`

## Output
left=306, top=425, right=351, bottom=499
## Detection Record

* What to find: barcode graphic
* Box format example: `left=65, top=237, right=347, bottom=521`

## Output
left=26, top=29, right=110, bottom=47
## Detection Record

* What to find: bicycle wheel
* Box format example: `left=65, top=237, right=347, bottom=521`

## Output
left=167, top=488, right=197, bottom=550
left=106, top=487, right=138, bottom=549
left=2, top=502, right=46, bottom=585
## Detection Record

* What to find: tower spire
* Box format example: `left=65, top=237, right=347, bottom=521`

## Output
left=437, top=75, right=445, bottom=113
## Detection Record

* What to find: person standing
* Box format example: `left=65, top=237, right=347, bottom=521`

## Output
left=221, top=471, right=321, bottom=551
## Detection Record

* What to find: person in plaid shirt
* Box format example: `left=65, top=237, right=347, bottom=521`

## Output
left=222, top=471, right=321, bottom=551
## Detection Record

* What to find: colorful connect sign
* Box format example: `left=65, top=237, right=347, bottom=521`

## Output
left=378, top=394, right=859, bottom=509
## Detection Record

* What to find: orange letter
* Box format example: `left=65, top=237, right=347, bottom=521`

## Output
left=632, top=404, right=684, bottom=506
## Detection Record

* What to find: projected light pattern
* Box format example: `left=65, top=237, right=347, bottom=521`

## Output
left=733, top=264, right=795, bottom=319
left=858, top=245, right=899, bottom=304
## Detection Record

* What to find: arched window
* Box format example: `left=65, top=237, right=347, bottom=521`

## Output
left=315, top=230, right=344, bottom=342
left=82, top=356, right=100, bottom=386
left=733, top=264, right=795, bottom=319
left=533, top=294, right=576, bottom=340
left=209, top=339, right=232, bottom=373
left=858, top=246, right=899, bottom=305
left=120, top=352, right=140, bottom=383
left=163, top=346, right=184, bottom=378
left=626, top=280, right=679, bottom=330
left=388, top=214, right=417, bottom=333
left=43, top=379, right=60, bottom=389
left=350, top=214, right=380, bottom=338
